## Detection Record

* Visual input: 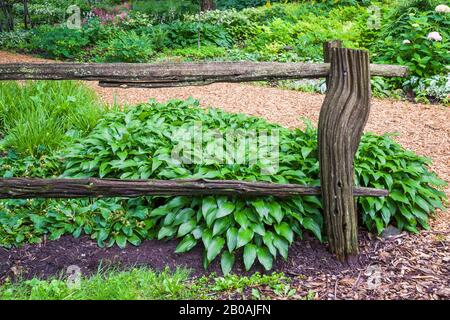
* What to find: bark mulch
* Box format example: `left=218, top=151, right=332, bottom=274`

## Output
left=0, top=51, right=448, bottom=300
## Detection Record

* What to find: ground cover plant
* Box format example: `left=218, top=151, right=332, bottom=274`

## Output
left=0, top=267, right=300, bottom=300
left=0, top=95, right=446, bottom=275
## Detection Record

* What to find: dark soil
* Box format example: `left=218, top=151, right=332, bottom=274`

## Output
left=0, top=232, right=363, bottom=282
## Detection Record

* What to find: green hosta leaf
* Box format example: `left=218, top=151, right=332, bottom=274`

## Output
left=390, top=191, right=409, bottom=204
left=174, top=208, right=195, bottom=225
left=220, top=251, right=235, bottom=275
left=213, top=216, right=232, bottom=236
left=252, top=199, right=269, bottom=219
left=127, top=234, right=141, bottom=246
left=175, top=234, right=197, bottom=253
left=158, top=226, right=176, bottom=240
left=205, top=208, right=218, bottom=227
left=243, top=244, right=257, bottom=271
left=226, top=227, right=238, bottom=252
left=202, top=196, right=217, bottom=219
left=202, top=229, right=213, bottom=248
left=275, top=222, right=294, bottom=244
left=177, top=219, right=197, bottom=237
left=150, top=206, right=170, bottom=218
left=268, top=202, right=283, bottom=224
left=207, top=236, right=225, bottom=262
left=301, top=146, right=313, bottom=159
left=263, top=231, right=277, bottom=257
left=414, top=196, right=430, bottom=214
left=216, top=200, right=235, bottom=219
left=257, top=247, right=273, bottom=271
left=234, top=210, right=250, bottom=228
left=302, top=217, right=322, bottom=241
left=236, top=227, right=254, bottom=248
left=273, top=235, right=288, bottom=260
left=381, top=206, right=391, bottom=225
left=115, top=234, right=127, bottom=249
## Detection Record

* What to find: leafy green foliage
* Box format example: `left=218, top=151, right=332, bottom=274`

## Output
left=1, top=99, right=444, bottom=275
left=93, top=30, right=154, bottom=63
left=29, top=25, right=91, bottom=59
left=0, top=267, right=297, bottom=300
left=375, top=9, right=450, bottom=79
left=0, top=81, right=106, bottom=156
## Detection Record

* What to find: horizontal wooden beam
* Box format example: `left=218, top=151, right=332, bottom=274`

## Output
left=0, top=178, right=388, bottom=199
left=0, top=62, right=408, bottom=88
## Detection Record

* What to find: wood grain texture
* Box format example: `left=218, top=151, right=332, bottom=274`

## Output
left=0, top=62, right=408, bottom=88
left=0, top=178, right=388, bottom=199
left=318, top=48, right=372, bottom=261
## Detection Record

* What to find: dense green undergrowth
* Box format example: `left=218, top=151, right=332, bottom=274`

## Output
left=0, top=81, right=106, bottom=156
left=0, top=93, right=446, bottom=274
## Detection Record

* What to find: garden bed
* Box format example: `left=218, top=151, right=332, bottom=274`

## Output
left=0, top=51, right=448, bottom=300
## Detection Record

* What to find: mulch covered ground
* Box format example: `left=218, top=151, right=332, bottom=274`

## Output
left=0, top=51, right=449, bottom=299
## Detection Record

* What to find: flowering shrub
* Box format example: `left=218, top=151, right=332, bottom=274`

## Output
left=375, top=11, right=449, bottom=79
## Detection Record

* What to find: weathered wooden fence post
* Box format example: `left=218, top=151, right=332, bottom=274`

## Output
left=323, top=40, right=342, bottom=88
left=318, top=47, right=371, bottom=261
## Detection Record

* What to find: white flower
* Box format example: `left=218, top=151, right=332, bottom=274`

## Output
left=435, top=5, right=450, bottom=13
left=427, top=32, right=443, bottom=41
left=403, top=39, right=411, bottom=44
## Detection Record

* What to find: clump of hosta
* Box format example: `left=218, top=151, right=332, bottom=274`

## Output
left=0, top=100, right=446, bottom=274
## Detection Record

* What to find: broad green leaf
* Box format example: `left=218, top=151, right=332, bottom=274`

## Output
left=226, top=227, right=238, bottom=252
left=268, top=202, right=283, bottom=224
left=216, top=201, right=235, bottom=219
left=213, top=216, right=232, bottom=236
left=220, top=251, right=235, bottom=275
left=115, top=234, right=127, bottom=249
left=303, top=217, right=322, bottom=241
left=252, top=199, right=269, bottom=218
left=236, top=227, right=254, bottom=248
left=202, top=196, right=217, bottom=218
left=158, top=226, right=176, bottom=240
left=243, top=244, right=257, bottom=271
left=177, top=219, right=197, bottom=237
left=257, top=247, right=273, bottom=271
left=175, top=235, right=197, bottom=253
left=275, top=222, right=294, bottom=244
left=207, top=237, right=225, bottom=262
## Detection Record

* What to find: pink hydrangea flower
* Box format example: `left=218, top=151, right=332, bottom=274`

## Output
left=427, top=32, right=443, bottom=41
left=435, top=5, right=450, bottom=13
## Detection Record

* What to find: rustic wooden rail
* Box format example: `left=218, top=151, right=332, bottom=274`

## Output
left=0, top=40, right=409, bottom=261
left=0, top=61, right=408, bottom=88
left=0, top=178, right=388, bottom=199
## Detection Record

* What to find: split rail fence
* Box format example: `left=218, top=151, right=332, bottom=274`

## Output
left=0, top=41, right=408, bottom=260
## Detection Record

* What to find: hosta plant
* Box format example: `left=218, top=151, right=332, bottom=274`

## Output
left=0, top=99, right=446, bottom=274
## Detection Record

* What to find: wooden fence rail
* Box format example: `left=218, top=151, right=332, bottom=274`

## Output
left=0, top=61, right=408, bottom=88
left=0, top=178, right=388, bottom=199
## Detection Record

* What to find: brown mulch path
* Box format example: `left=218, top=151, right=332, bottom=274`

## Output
left=0, top=51, right=449, bottom=299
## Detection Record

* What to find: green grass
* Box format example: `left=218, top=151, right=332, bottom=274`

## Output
left=0, top=267, right=304, bottom=300
left=0, top=81, right=106, bottom=156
